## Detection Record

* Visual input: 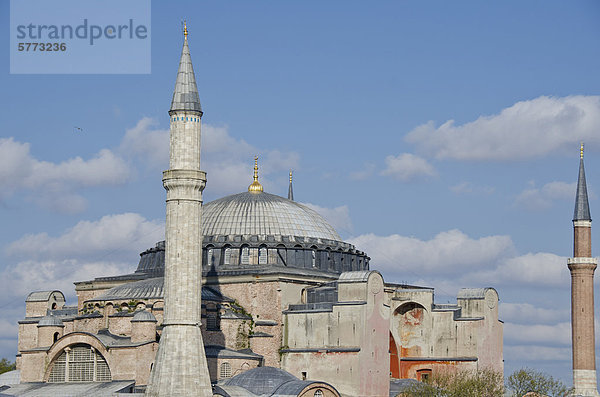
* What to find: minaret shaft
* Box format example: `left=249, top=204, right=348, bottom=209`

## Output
left=146, top=27, right=212, bottom=397
left=568, top=144, right=599, bottom=396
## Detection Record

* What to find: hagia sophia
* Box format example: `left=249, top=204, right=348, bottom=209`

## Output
left=1, top=24, right=515, bottom=397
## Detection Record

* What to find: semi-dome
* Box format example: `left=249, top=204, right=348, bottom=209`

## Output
left=202, top=191, right=341, bottom=241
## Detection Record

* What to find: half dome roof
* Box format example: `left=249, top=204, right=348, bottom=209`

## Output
left=202, top=192, right=341, bottom=242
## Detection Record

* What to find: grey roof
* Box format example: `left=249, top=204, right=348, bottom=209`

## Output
left=204, top=345, right=262, bottom=360
left=338, top=270, right=374, bottom=283
left=203, top=192, right=341, bottom=241
left=170, top=35, right=202, bottom=114
left=88, top=277, right=232, bottom=302
left=271, top=380, right=319, bottom=396
left=0, top=370, right=19, bottom=386
left=457, top=287, right=496, bottom=299
left=25, top=290, right=64, bottom=303
left=0, top=380, right=134, bottom=396
left=223, top=367, right=297, bottom=395
left=574, top=157, right=591, bottom=221
left=131, top=310, right=157, bottom=323
left=213, top=385, right=257, bottom=397
left=37, top=314, right=64, bottom=327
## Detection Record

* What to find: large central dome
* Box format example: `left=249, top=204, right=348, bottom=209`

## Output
left=202, top=191, right=341, bottom=241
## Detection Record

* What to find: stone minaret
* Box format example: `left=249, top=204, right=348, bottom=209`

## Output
left=568, top=143, right=599, bottom=397
left=146, top=23, right=212, bottom=397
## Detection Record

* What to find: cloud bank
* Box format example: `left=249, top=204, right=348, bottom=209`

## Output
left=406, top=95, right=600, bottom=161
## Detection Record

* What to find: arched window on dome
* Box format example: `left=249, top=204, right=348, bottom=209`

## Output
left=207, top=247, right=215, bottom=266
left=223, top=247, right=232, bottom=265
left=314, top=390, right=324, bottom=397
left=240, top=245, right=250, bottom=265
left=258, top=246, right=267, bottom=265
left=220, top=362, right=232, bottom=379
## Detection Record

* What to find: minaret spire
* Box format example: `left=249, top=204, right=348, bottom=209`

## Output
left=568, top=143, right=600, bottom=397
left=574, top=142, right=591, bottom=221
left=288, top=170, right=294, bottom=201
left=147, top=24, right=213, bottom=397
left=169, top=21, right=202, bottom=115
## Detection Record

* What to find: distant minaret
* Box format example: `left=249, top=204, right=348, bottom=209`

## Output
left=146, top=22, right=212, bottom=397
left=288, top=170, right=294, bottom=201
left=568, top=143, right=599, bottom=397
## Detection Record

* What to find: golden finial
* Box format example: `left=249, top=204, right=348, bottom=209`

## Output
left=248, top=156, right=263, bottom=193
left=183, top=20, right=188, bottom=38
left=289, top=170, right=293, bottom=183
left=581, top=142, right=584, bottom=159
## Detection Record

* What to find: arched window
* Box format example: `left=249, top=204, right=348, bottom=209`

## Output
left=53, top=332, right=60, bottom=343
left=258, top=247, right=267, bottom=265
left=240, top=246, right=250, bottom=265
left=220, top=362, right=232, bottom=379
left=223, top=247, right=232, bottom=265
left=207, top=248, right=214, bottom=266
left=48, top=344, right=111, bottom=383
left=314, top=390, right=324, bottom=397
left=311, top=250, right=316, bottom=267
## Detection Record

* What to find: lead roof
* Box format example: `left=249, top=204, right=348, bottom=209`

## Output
left=574, top=157, right=592, bottom=221
left=170, top=34, right=202, bottom=115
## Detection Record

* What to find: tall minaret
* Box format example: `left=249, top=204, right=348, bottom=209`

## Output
left=146, top=23, right=212, bottom=397
left=568, top=143, right=599, bottom=397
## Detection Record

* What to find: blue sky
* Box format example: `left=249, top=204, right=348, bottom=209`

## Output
left=1, top=0, right=600, bottom=386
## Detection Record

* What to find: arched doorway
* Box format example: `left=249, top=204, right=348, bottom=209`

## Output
left=390, top=332, right=399, bottom=378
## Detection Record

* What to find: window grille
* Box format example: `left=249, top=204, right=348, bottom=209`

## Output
left=220, top=362, right=232, bottom=379
left=241, top=247, right=250, bottom=265
left=48, top=344, right=111, bottom=383
left=207, top=249, right=214, bottom=266
left=314, top=390, right=324, bottom=397
left=224, top=248, right=231, bottom=265
left=207, top=313, right=219, bottom=330
left=258, top=247, right=267, bottom=264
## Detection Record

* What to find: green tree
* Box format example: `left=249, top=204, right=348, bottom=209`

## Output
left=506, top=368, right=572, bottom=397
left=400, top=368, right=505, bottom=397
left=0, top=358, right=16, bottom=375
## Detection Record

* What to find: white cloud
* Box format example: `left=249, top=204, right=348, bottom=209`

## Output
left=6, top=213, right=164, bottom=262
left=380, top=153, right=436, bottom=182
left=0, top=259, right=127, bottom=300
left=406, top=95, right=600, bottom=161
left=500, top=303, right=569, bottom=325
left=514, top=181, right=576, bottom=210
left=469, top=252, right=570, bottom=288
left=301, top=203, right=353, bottom=234
left=350, top=229, right=514, bottom=278
left=450, top=182, right=495, bottom=195
left=119, top=118, right=299, bottom=196
left=0, top=138, right=131, bottom=213
left=350, top=230, right=570, bottom=289
left=504, top=322, right=571, bottom=346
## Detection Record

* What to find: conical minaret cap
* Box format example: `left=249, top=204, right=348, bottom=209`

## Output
left=574, top=143, right=591, bottom=221
left=170, top=22, right=202, bottom=115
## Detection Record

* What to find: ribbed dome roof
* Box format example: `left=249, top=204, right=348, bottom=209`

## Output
left=202, top=192, right=341, bottom=241
left=223, top=366, right=298, bottom=395
left=131, top=310, right=157, bottom=323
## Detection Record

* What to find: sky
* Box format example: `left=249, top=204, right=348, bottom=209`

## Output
left=1, top=0, right=600, bottom=387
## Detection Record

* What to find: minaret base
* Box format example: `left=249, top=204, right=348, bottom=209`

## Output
left=573, top=369, right=600, bottom=397
left=146, top=324, right=212, bottom=397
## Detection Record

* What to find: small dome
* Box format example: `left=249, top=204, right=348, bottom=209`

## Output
left=131, top=310, right=157, bottom=323
left=223, top=366, right=298, bottom=395
left=37, top=314, right=64, bottom=327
